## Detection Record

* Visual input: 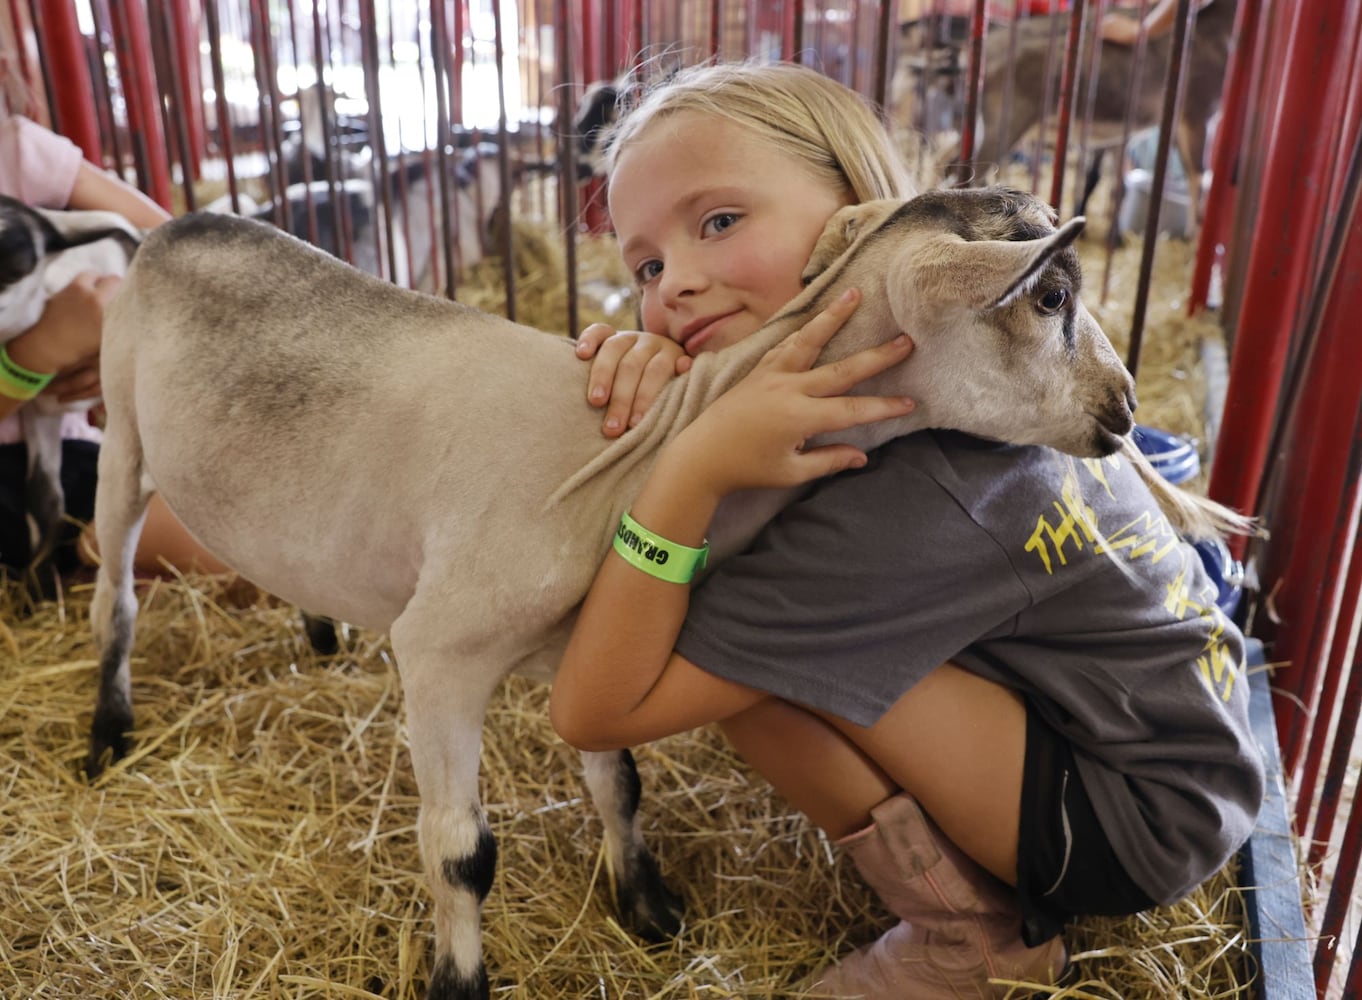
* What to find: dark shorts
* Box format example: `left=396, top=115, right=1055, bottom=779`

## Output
left=1014, top=703, right=1156, bottom=944
left=0, top=438, right=99, bottom=576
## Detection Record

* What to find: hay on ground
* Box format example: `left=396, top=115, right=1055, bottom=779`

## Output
left=2, top=577, right=1254, bottom=999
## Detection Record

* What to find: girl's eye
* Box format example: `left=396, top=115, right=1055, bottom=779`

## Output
left=702, top=212, right=739, bottom=237
left=1037, top=288, right=1069, bottom=314
left=635, top=260, right=663, bottom=284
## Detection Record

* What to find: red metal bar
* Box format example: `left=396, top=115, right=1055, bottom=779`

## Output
left=1125, top=0, right=1194, bottom=379
left=1030, top=0, right=1063, bottom=195
left=35, top=0, right=100, bottom=159
left=169, top=0, right=204, bottom=178
left=1303, top=524, right=1362, bottom=872
left=1314, top=674, right=1362, bottom=991
left=955, top=0, right=988, bottom=181
left=1207, top=0, right=1357, bottom=545
left=1259, top=107, right=1362, bottom=776
left=633, top=0, right=645, bottom=68
left=709, top=0, right=721, bottom=58
left=489, top=0, right=516, bottom=319
left=430, top=0, right=457, bottom=296
left=20, top=0, right=60, bottom=125
left=788, top=0, right=804, bottom=62
left=109, top=0, right=172, bottom=209
left=1218, top=0, right=1287, bottom=338
left=451, top=0, right=467, bottom=125
left=145, top=0, right=197, bottom=211
left=1188, top=0, right=1260, bottom=315
left=246, top=0, right=284, bottom=229
left=603, top=0, right=618, bottom=73
left=201, top=0, right=239, bottom=213
left=84, top=0, right=124, bottom=173
left=6, top=0, right=41, bottom=118
left=1072, top=0, right=1106, bottom=217
left=582, top=0, right=599, bottom=83
left=872, top=0, right=892, bottom=112
left=556, top=0, right=581, bottom=337
left=1046, top=0, right=1084, bottom=211
left=1099, top=0, right=1152, bottom=306
left=358, top=0, right=394, bottom=282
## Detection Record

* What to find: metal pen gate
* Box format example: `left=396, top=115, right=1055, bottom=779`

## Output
left=4, top=1, right=1358, bottom=995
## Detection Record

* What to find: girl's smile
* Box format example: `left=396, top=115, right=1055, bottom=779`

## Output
left=608, top=112, right=850, bottom=355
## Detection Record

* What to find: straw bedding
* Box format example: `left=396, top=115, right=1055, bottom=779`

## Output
left=0, top=221, right=1255, bottom=998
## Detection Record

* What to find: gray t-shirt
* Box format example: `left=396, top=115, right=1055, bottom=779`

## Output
left=676, top=430, right=1265, bottom=906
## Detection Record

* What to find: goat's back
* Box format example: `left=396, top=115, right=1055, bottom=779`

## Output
left=102, top=213, right=624, bottom=631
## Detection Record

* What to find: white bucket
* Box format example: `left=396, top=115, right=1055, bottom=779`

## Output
left=1118, top=167, right=1200, bottom=239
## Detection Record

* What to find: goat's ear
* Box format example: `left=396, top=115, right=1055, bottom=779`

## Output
left=918, top=216, right=1085, bottom=309
left=801, top=199, right=901, bottom=285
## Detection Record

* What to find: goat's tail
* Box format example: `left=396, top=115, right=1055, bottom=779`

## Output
left=1122, top=437, right=1264, bottom=542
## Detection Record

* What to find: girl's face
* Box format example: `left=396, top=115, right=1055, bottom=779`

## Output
left=608, top=111, right=850, bottom=355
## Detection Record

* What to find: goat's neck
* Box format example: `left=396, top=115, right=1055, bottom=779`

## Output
left=665, top=267, right=894, bottom=425
left=664, top=269, right=925, bottom=562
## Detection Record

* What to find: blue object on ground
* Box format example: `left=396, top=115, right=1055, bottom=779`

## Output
left=1133, top=424, right=1242, bottom=615
left=1132, top=423, right=1201, bottom=485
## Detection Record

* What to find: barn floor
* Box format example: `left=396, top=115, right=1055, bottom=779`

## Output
left=0, top=219, right=1261, bottom=998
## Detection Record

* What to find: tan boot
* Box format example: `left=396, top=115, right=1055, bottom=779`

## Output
left=806, top=793, right=1067, bottom=999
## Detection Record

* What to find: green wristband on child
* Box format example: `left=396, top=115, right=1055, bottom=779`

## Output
left=613, top=511, right=709, bottom=584
left=0, top=344, right=55, bottom=401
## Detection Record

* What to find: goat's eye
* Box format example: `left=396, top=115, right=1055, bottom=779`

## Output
left=1037, top=288, right=1068, bottom=314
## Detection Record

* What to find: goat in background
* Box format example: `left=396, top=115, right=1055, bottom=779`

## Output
left=0, top=195, right=140, bottom=601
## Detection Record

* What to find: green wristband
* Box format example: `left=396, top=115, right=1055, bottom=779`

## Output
left=613, top=511, right=709, bottom=584
left=0, top=344, right=55, bottom=401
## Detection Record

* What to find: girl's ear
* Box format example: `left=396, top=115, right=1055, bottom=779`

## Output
left=801, top=199, right=901, bottom=285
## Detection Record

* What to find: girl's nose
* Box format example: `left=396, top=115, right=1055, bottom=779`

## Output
left=657, top=254, right=709, bottom=306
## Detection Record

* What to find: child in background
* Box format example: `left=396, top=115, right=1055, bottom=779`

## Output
left=0, top=110, right=234, bottom=584
left=551, top=62, right=1264, bottom=998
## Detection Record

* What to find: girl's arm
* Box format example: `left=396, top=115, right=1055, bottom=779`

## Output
left=67, top=161, right=172, bottom=229
left=0, top=163, right=171, bottom=418
left=550, top=290, right=915, bottom=750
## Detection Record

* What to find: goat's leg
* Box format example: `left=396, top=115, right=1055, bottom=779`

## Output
left=1176, top=120, right=1207, bottom=239
left=581, top=749, right=685, bottom=941
left=391, top=611, right=503, bottom=1000
left=86, top=422, right=153, bottom=779
left=20, top=412, right=66, bottom=605
left=300, top=612, right=340, bottom=655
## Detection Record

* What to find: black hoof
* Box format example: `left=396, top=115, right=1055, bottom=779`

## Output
left=426, top=957, right=489, bottom=1000
left=617, top=847, right=684, bottom=942
left=85, top=712, right=132, bottom=780
left=302, top=612, right=340, bottom=656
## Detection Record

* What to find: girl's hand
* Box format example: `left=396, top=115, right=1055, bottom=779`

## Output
left=666, top=289, right=915, bottom=501
left=6, top=272, right=118, bottom=377
left=47, top=361, right=102, bottom=403
left=576, top=324, right=693, bottom=437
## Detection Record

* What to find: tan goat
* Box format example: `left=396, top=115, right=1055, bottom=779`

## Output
left=85, top=186, right=1243, bottom=1000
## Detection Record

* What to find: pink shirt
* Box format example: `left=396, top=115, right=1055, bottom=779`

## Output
left=0, top=115, right=100, bottom=445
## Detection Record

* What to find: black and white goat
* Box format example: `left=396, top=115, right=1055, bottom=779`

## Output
left=0, top=195, right=140, bottom=598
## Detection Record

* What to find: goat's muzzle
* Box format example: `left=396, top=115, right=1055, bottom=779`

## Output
left=1090, top=388, right=1137, bottom=455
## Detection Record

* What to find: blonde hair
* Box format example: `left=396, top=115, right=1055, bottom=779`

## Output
left=603, top=61, right=916, bottom=204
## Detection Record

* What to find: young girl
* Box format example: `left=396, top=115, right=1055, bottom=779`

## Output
left=549, top=62, right=1265, bottom=998
left=0, top=108, right=234, bottom=584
